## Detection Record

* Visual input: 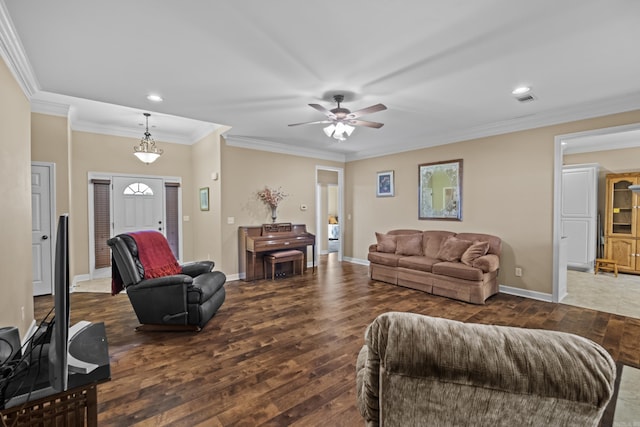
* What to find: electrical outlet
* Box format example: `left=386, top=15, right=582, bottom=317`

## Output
left=515, top=267, right=523, bottom=277
left=21, top=306, right=25, bottom=321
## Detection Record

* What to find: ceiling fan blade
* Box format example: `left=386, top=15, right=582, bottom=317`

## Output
left=349, top=119, right=384, bottom=129
left=309, top=103, right=336, bottom=119
left=288, top=120, right=333, bottom=127
left=347, top=103, right=387, bottom=119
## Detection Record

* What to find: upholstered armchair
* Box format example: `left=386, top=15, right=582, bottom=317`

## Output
left=107, top=232, right=226, bottom=331
left=356, top=312, right=616, bottom=427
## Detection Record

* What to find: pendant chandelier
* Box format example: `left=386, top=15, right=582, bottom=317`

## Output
left=133, top=113, right=163, bottom=164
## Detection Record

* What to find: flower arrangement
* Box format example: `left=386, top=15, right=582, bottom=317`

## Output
left=257, top=186, right=288, bottom=208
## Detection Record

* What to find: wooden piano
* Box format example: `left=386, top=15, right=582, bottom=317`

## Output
left=238, top=223, right=316, bottom=281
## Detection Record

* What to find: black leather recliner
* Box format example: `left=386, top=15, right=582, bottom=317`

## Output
left=107, top=234, right=226, bottom=331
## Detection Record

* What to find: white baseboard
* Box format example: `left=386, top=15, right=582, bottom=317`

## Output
left=226, top=272, right=241, bottom=282
left=344, top=257, right=369, bottom=266
left=499, top=285, right=553, bottom=302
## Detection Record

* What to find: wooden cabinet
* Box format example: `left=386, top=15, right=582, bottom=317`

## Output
left=605, top=173, right=640, bottom=273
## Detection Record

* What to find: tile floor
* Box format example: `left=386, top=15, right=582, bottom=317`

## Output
left=563, top=269, right=640, bottom=320
left=615, top=365, right=640, bottom=426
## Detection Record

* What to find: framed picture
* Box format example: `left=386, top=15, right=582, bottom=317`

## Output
left=418, top=159, right=462, bottom=220
left=376, top=170, right=395, bottom=197
left=199, top=187, right=209, bottom=211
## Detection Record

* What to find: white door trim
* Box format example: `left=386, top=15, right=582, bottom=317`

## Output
left=315, top=166, right=344, bottom=262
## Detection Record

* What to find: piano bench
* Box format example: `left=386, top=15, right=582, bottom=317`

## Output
left=264, top=250, right=304, bottom=280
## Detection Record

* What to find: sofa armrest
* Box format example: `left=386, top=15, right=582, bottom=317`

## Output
left=181, top=261, right=214, bottom=277
left=472, top=253, right=499, bottom=273
left=368, top=244, right=378, bottom=253
left=126, top=276, right=193, bottom=325
left=356, top=345, right=379, bottom=426
left=357, top=312, right=615, bottom=427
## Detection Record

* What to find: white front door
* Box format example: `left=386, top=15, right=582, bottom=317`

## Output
left=31, top=164, right=54, bottom=296
left=113, top=176, right=165, bottom=236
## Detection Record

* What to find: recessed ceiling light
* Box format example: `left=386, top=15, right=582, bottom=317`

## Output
left=511, top=86, right=531, bottom=95
left=147, top=94, right=163, bottom=102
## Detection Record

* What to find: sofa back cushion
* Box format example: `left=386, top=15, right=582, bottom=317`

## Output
left=436, top=236, right=473, bottom=262
left=422, top=231, right=456, bottom=258
left=395, top=234, right=423, bottom=256
left=387, top=229, right=423, bottom=236
left=456, top=232, right=501, bottom=256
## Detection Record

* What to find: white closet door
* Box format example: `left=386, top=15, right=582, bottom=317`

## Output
left=561, top=164, right=598, bottom=270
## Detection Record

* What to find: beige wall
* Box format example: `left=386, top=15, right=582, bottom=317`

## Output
left=346, top=110, right=640, bottom=295
left=190, top=130, right=224, bottom=266
left=220, top=142, right=344, bottom=273
left=31, top=113, right=71, bottom=216
left=0, top=56, right=33, bottom=336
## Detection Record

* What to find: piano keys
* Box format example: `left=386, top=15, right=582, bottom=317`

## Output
left=238, top=223, right=316, bottom=281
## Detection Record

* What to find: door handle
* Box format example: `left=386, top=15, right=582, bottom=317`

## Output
left=42, top=235, right=48, bottom=240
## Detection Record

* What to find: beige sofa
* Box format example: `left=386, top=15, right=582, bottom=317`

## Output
left=356, top=312, right=616, bottom=427
left=368, top=229, right=501, bottom=304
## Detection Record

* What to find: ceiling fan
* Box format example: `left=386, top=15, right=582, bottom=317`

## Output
left=288, top=94, right=387, bottom=141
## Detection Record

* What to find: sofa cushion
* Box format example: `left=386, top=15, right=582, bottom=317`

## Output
left=436, top=236, right=473, bottom=262
left=456, top=232, right=502, bottom=256
left=376, top=232, right=397, bottom=253
left=395, top=234, right=423, bottom=256
left=422, top=231, right=456, bottom=258
left=472, top=254, right=500, bottom=273
left=461, top=241, right=490, bottom=266
left=398, top=256, right=440, bottom=272
left=368, top=251, right=403, bottom=267
left=432, top=262, right=484, bottom=281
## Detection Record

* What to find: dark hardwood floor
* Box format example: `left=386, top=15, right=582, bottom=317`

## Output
left=34, top=254, right=640, bottom=426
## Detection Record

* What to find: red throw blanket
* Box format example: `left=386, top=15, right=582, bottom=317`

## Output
left=131, top=230, right=182, bottom=278
left=111, top=231, right=181, bottom=295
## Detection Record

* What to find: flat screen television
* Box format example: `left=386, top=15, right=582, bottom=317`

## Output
left=48, top=212, right=70, bottom=392
left=1, top=214, right=110, bottom=409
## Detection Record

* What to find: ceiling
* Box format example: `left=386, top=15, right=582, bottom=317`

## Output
left=2, top=0, right=640, bottom=162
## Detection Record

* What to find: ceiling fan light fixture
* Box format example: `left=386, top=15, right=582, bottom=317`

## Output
left=134, top=113, right=163, bottom=164
left=344, top=124, right=355, bottom=136
left=323, top=124, right=336, bottom=137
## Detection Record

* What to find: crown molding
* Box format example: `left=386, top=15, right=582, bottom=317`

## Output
left=71, top=120, right=204, bottom=145
left=31, top=98, right=71, bottom=117
left=0, top=0, right=39, bottom=98
left=224, top=135, right=346, bottom=163
left=346, top=91, right=640, bottom=161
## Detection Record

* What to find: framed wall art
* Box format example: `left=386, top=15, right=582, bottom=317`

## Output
left=418, top=159, right=462, bottom=220
left=199, top=187, right=210, bottom=211
left=376, top=170, right=395, bottom=197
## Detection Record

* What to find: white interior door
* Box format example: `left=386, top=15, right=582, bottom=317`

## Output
left=113, top=177, right=164, bottom=236
left=31, top=164, right=54, bottom=296
left=561, top=164, right=598, bottom=271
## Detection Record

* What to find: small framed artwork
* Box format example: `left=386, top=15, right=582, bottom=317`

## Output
left=199, top=187, right=210, bottom=211
left=376, top=170, right=395, bottom=197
